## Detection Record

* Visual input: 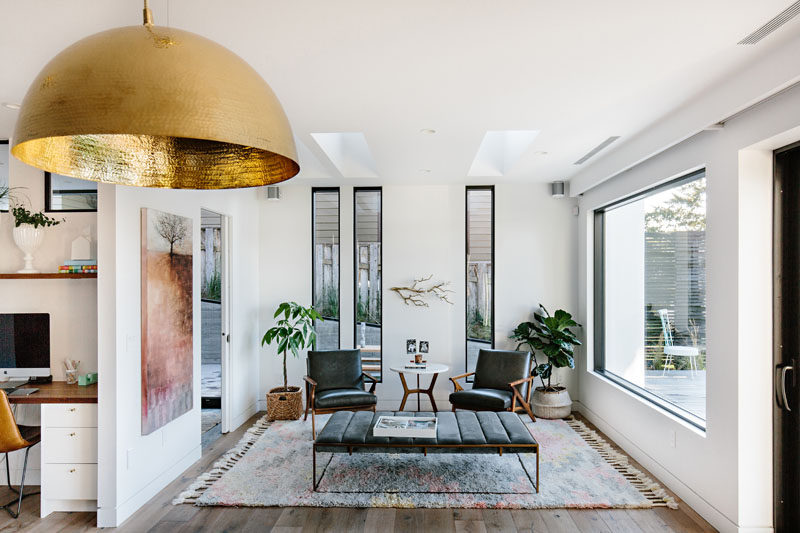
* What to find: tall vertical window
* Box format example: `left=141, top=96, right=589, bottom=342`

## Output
left=595, top=170, right=707, bottom=427
left=312, top=188, right=340, bottom=350
left=466, top=186, right=495, bottom=374
left=0, top=140, right=9, bottom=212
left=354, top=188, right=382, bottom=381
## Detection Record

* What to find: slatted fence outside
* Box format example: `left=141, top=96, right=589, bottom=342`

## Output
left=313, top=243, right=340, bottom=318
left=356, top=243, right=381, bottom=323
left=644, top=231, right=706, bottom=369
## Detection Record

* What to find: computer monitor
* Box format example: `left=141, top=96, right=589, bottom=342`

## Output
left=0, top=313, right=51, bottom=378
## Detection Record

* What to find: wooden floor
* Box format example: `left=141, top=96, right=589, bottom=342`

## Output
left=0, top=412, right=717, bottom=532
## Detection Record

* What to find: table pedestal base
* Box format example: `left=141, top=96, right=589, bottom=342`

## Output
left=398, top=372, right=439, bottom=412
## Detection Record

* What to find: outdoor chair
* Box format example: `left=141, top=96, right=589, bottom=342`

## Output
left=658, top=309, right=701, bottom=377
left=304, top=349, right=378, bottom=438
left=449, top=348, right=537, bottom=422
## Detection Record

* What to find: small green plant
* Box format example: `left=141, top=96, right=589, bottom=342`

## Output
left=11, top=205, right=63, bottom=228
left=510, top=305, right=582, bottom=391
left=261, top=302, right=322, bottom=392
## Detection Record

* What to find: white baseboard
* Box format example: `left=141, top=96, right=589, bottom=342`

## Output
left=98, top=444, right=202, bottom=528
left=574, top=402, right=765, bottom=533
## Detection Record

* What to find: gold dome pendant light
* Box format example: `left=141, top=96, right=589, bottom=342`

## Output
left=11, top=0, right=299, bottom=189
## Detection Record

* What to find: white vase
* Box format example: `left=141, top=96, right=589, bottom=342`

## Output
left=12, top=224, right=45, bottom=273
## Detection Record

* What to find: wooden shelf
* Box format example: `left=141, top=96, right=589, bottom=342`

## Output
left=0, top=273, right=97, bottom=279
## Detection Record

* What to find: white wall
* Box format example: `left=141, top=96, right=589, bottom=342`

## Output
left=576, top=81, right=800, bottom=533
left=97, top=184, right=262, bottom=527
left=258, top=183, right=578, bottom=408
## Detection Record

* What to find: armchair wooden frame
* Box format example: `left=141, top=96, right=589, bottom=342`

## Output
left=304, top=373, right=378, bottom=438
left=449, top=372, right=537, bottom=422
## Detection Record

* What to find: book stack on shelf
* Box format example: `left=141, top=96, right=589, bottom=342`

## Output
left=59, top=259, right=97, bottom=274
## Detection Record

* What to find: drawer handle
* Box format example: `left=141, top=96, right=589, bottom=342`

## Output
left=68, top=408, right=77, bottom=412
left=69, top=468, right=76, bottom=473
left=68, top=432, right=76, bottom=437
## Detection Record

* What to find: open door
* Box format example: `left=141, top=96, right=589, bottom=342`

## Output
left=774, top=141, right=800, bottom=531
left=200, top=209, right=231, bottom=444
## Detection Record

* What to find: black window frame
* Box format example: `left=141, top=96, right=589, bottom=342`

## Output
left=465, top=185, right=496, bottom=378
left=353, top=186, right=383, bottom=382
left=44, top=171, right=98, bottom=213
left=593, top=168, right=707, bottom=430
left=312, top=187, right=341, bottom=350
left=0, top=140, right=8, bottom=213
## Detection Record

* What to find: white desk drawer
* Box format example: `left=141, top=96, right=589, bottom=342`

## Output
left=43, top=428, right=97, bottom=463
left=43, top=463, right=97, bottom=500
left=42, top=404, right=97, bottom=428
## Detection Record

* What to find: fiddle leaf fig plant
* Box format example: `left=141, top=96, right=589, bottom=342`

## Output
left=261, top=302, right=322, bottom=392
left=510, top=305, right=581, bottom=391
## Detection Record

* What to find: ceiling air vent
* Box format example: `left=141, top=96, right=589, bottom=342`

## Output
left=574, top=136, right=620, bottom=165
left=266, top=186, right=281, bottom=200
left=738, top=1, right=800, bottom=44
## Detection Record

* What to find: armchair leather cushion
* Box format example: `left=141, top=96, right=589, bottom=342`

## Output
left=449, top=388, right=513, bottom=411
left=473, top=349, right=532, bottom=397
left=314, top=388, right=377, bottom=409
left=307, top=350, right=364, bottom=392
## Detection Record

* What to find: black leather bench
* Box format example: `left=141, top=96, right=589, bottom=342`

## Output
left=313, top=410, right=539, bottom=492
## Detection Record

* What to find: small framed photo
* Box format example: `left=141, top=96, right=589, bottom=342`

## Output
left=419, top=341, right=429, bottom=354
left=406, top=339, right=417, bottom=354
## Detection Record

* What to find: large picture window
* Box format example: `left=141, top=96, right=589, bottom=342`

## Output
left=312, top=188, right=340, bottom=350
left=354, top=188, right=382, bottom=381
left=466, top=186, right=494, bottom=374
left=594, top=170, right=707, bottom=428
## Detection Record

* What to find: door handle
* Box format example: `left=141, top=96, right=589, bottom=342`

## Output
left=777, top=363, right=794, bottom=412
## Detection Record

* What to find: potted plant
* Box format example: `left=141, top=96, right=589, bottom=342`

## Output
left=511, top=305, right=581, bottom=419
left=10, top=204, right=63, bottom=274
left=261, top=301, right=322, bottom=421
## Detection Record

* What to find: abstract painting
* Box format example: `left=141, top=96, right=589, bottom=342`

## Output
left=141, top=208, right=193, bottom=435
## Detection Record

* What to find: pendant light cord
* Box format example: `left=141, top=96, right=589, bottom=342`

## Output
left=143, top=0, right=154, bottom=25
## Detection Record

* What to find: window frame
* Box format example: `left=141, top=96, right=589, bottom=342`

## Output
left=0, top=140, right=8, bottom=213
left=44, top=171, right=98, bottom=213
left=353, top=186, right=383, bottom=382
left=311, top=187, right=341, bottom=350
left=465, top=185, right=496, bottom=376
left=593, top=168, right=707, bottom=430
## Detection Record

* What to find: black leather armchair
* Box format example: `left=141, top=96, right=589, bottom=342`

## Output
left=304, top=349, right=378, bottom=438
left=449, top=349, right=536, bottom=422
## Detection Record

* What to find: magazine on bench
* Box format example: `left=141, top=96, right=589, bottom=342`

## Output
left=373, top=416, right=438, bottom=438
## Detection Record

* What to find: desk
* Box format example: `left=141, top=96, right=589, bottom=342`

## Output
left=9, top=382, right=98, bottom=404
left=7, top=382, right=98, bottom=518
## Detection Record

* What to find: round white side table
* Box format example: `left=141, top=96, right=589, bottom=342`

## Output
left=389, top=363, right=449, bottom=412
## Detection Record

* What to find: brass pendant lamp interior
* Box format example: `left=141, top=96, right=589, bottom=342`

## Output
left=10, top=0, right=299, bottom=189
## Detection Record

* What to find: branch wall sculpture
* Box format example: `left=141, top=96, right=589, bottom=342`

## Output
left=390, top=275, right=454, bottom=307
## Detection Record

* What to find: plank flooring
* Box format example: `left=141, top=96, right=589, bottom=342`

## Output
left=0, top=411, right=717, bottom=532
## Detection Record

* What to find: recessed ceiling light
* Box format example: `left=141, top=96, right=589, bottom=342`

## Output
left=2, top=102, right=21, bottom=110
left=419, top=169, right=431, bottom=173
left=534, top=150, right=549, bottom=156
left=419, top=129, right=436, bottom=135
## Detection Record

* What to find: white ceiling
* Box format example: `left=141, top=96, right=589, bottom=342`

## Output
left=1, top=0, right=799, bottom=185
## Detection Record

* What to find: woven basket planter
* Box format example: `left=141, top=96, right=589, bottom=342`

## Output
left=531, top=387, right=572, bottom=419
left=266, top=386, right=303, bottom=421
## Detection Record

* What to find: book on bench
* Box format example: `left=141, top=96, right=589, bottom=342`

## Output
left=373, top=416, right=437, bottom=438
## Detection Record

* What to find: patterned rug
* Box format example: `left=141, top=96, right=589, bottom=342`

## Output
left=174, top=413, right=676, bottom=509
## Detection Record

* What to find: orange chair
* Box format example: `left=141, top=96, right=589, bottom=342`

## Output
left=0, top=391, right=40, bottom=518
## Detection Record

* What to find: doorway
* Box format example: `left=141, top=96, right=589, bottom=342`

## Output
left=773, top=141, right=800, bottom=531
left=200, top=208, right=230, bottom=446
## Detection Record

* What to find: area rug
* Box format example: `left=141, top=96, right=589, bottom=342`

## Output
left=173, top=414, right=676, bottom=509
